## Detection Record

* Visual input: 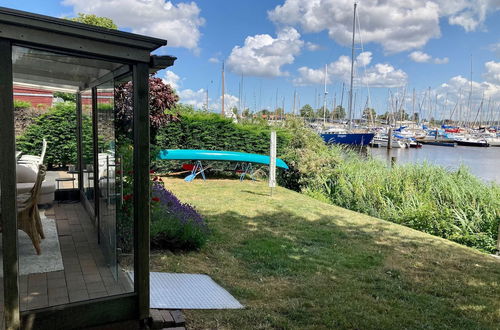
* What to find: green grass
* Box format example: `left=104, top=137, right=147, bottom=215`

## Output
left=322, top=156, right=500, bottom=253
left=152, top=178, right=500, bottom=330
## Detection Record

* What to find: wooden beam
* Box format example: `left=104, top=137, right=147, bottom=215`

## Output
left=0, top=22, right=151, bottom=63
left=133, top=62, right=150, bottom=320
left=92, top=87, right=100, bottom=236
left=20, top=294, right=138, bottom=330
left=0, top=39, right=20, bottom=330
left=76, top=92, right=84, bottom=193
left=0, top=7, right=166, bottom=50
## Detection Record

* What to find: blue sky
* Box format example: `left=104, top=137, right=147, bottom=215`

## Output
left=3, top=0, right=500, bottom=120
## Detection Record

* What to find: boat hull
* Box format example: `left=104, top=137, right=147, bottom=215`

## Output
left=158, top=149, right=289, bottom=169
left=455, top=140, right=489, bottom=147
left=321, top=133, right=375, bottom=146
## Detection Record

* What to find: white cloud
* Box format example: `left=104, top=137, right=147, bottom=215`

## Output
left=208, top=57, right=220, bottom=64
left=177, top=88, right=239, bottom=112
left=483, top=61, right=500, bottom=84
left=268, top=0, right=500, bottom=53
left=409, top=51, right=432, bottom=63
left=226, top=27, right=304, bottom=77
left=62, top=0, right=205, bottom=51
left=434, top=57, right=449, bottom=64
left=436, top=75, right=500, bottom=112
left=162, top=70, right=180, bottom=90
left=294, top=51, right=407, bottom=88
left=488, top=42, right=500, bottom=55
left=305, top=41, right=321, bottom=51
left=409, top=51, right=449, bottom=64
left=178, top=88, right=207, bottom=109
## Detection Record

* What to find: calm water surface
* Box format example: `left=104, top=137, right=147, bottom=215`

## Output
left=369, top=145, right=500, bottom=184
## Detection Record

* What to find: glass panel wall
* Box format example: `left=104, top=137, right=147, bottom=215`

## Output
left=10, top=44, right=134, bottom=313
left=114, top=74, right=135, bottom=283
left=97, top=81, right=118, bottom=278
left=81, top=89, right=95, bottom=215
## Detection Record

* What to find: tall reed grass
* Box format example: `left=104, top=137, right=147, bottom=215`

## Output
left=322, top=151, right=500, bottom=252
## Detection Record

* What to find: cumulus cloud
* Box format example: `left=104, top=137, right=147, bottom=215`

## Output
left=162, top=70, right=180, bottom=90
left=294, top=51, right=407, bottom=88
left=178, top=88, right=207, bottom=109
left=483, top=61, right=500, bottom=84
left=226, top=27, right=304, bottom=77
left=305, top=41, right=321, bottom=51
left=62, top=0, right=205, bottom=51
left=177, top=88, right=239, bottom=112
left=435, top=75, right=500, bottom=115
left=409, top=51, right=432, bottom=63
left=434, top=57, right=449, bottom=64
left=268, top=0, right=500, bottom=53
left=409, top=51, right=449, bottom=64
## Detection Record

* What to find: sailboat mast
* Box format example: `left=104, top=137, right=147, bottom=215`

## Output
left=323, top=64, right=328, bottom=126
left=221, top=61, right=225, bottom=116
left=348, top=2, right=357, bottom=130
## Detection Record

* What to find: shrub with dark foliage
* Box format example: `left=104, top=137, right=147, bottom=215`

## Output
left=115, top=75, right=179, bottom=140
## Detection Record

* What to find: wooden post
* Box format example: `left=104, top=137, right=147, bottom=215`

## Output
left=269, top=131, right=277, bottom=195
left=497, top=223, right=500, bottom=255
left=391, top=156, right=397, bottom=167
left=76, top=92, right=84, bottom=194
left=0, top=39, right=20, bottom=330
left=133, top=62, right=150, bottom=321
left=387, top=127, right=393, bottom=150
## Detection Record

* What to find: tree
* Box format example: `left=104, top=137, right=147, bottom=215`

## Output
left=54, top=92, right=76, bottom=102
left=115, top=76, right=179, bottom=141
left=332, top=105, right=346, bottom=120
left=300, top=104, right=314, bottom=118
left=68, top=13, right=118, bottom=29
left=242, top=108, right=251, bottom=117
left=275, top=107, right=285, bottom=117
left=316, top=107, right=329, bottom=118
left=362, top=107, right=376, bottom=121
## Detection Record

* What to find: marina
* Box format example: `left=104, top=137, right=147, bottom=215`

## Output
left=370, top=144, right=500, bottom=184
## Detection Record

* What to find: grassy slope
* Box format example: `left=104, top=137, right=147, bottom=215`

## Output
left=152, top=178, right=500, bottom=330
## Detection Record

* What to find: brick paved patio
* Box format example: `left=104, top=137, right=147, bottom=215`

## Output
left=5, top=202, right=133, bottom=313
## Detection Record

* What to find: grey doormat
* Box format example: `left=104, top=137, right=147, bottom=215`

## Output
left=128, top=272, right=244, bottom=309
left=0, top=213, right=64, bottom=276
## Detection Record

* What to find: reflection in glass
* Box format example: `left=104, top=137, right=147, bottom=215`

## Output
left=81, top=89, right=95, bottom=212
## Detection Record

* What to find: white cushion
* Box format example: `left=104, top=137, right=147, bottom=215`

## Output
left=17, top=181, right=56, bottom=195
left=16, top=164, right=37, bottom=183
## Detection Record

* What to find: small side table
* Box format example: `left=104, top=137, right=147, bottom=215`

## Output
left=55, top=177, right=76, bottom=190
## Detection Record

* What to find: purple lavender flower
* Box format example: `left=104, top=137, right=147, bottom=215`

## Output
left=152, top=182, right=207, bottom=231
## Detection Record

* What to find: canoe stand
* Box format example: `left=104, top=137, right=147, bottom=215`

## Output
left=234, top=162, right=255, bottom=181
left=185, top=161, right=207, bottom=182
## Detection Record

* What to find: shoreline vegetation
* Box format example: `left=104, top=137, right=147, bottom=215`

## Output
left=152, top=109, right=500, bottom=253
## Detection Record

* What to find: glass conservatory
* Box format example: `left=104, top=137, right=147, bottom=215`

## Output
left=0, top=7, right=175, bottom=329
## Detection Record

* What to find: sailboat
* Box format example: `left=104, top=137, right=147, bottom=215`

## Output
left=321, top=2, right=374, bottom=146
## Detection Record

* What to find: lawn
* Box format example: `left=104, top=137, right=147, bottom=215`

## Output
left=151, top=178, right=500, bottom=330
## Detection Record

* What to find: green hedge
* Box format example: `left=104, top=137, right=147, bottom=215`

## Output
left=17, top=102, right=93, bottom=168
left=155, top=112, right=291, bottom=170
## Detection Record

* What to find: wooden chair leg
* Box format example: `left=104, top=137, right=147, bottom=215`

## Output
left=33, top=205, right=45, bottom=239
left=18, top=210, right=42, bottom=255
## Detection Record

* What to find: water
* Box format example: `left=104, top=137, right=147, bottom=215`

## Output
left=369, top=145, right=500, bottom=184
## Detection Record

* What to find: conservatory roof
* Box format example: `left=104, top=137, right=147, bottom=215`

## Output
left=0, top=6, right=176, bottom=91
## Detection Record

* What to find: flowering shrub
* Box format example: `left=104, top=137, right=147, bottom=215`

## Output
left=150, top=182, right=208, bottom=250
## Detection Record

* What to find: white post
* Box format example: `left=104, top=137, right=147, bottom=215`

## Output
left=269, top=131, right=277, bottom=195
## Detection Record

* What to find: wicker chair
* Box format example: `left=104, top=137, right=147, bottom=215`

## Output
left=16, top=165, right=46, bottom=255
